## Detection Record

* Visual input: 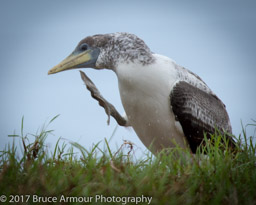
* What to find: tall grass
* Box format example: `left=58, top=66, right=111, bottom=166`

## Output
left=0, top=117, right=255, bottom=204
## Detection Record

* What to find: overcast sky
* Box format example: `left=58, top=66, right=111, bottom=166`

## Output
left=0, top=0, right=255, bottom=157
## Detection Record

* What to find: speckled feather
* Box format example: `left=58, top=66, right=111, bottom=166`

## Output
left=77, top=32, right=155, bottom=69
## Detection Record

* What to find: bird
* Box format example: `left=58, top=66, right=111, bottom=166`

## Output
left=48, top=32, right=234, bottom=155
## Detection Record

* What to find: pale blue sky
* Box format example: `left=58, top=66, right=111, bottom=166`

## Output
left=0, top=0, right=255, bottom=156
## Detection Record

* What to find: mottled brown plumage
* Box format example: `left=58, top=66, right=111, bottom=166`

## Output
left=171, top=81, right=234, bottom=153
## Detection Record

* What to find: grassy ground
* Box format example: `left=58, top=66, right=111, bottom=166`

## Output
left=0, top=117, right=256, bottom=205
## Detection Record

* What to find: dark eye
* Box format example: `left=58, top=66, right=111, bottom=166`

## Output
left=80, top=43, right=88, bottom=51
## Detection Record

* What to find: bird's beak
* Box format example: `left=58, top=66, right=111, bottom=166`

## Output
left=48, top=50, right=92, bottom=75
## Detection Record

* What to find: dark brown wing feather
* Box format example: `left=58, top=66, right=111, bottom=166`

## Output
left=170, top=81, right=234, bottom=153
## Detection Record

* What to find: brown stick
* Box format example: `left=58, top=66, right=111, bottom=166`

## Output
left=79, top=70, right=127, bottom=126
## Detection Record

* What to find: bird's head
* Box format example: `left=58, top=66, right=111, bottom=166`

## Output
left=48, top=32, right=154, bottom=75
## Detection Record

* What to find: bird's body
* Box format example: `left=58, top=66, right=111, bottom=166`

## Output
left=48, top=32, right=234, bottom=155
left=116, top=54, right=186, bottom=153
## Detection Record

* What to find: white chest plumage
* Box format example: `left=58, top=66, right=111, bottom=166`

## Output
left=115, top=54, right=187, bottom=153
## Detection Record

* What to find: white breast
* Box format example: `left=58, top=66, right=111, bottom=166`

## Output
left=115, top=54, right=188, bottom=154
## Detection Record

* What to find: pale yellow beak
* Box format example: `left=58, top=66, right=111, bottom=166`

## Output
left=48, top=50, right=92, bottom=75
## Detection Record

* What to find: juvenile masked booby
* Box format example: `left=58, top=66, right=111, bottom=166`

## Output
left=48, top=32, right=234, bottom=154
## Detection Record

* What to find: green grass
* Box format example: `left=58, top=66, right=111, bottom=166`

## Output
left=0, top=117, right=256, bottom=205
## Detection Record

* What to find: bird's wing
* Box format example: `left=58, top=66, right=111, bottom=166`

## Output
left=170, top=81, right=234, bottom=153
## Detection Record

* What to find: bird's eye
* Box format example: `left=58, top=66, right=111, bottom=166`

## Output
left=80, top=43, right=88, bottom=51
